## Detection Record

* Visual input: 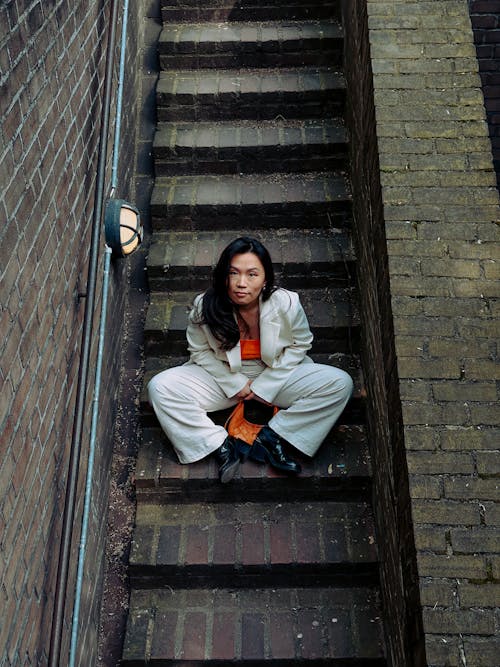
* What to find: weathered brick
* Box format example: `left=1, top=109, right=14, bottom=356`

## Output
left=476, top=452, right=500, bottom=477
left=419, top=579, right=457, bottom=607
left=270, top=611, right=296, bottom=659
left=185, top=526, right=209, bottom=565
left=241, top=523, right=265, bottom=565
left=399, top=379, right=432, bottom=400
left=150, top=612, right=178, bottom=659
left=464, top=359, right=500, bottom=381
left=469, top=404, right=500, bottom=426
left=433, top=381, right=497, bottom=402
left=413, top=525, right=447, bottom=551
left=241, top=612, right=265, bottom=660
left=412, top=499, right=480, bottom=525
left=451, top=528, right=499, bottom=554
left=404, top=426, right=439, bottom=451
left=463, top=638, right=500, bottom=667
left=444, top=477, right=500, bottom=501
left=424, top=634, right=461, bottom=667
left=407, top=451, right=473, bottom=475
left=422, top=608, right=494, bottom=635
left=428, top=338, right=493, bottom=358
left=440, top=427, right=500, bottom=451
left=401, top=402, right=467, bottom=427
left=211, top=612, right=235, bottom=660
left=398, top=358, right=461, bottom=380
left=418, top=553, right=488, bottom=580
left=393, top=316, right=456, bottom=336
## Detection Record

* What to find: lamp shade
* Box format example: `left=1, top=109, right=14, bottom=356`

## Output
left=105, top=199, right=142, bottom=258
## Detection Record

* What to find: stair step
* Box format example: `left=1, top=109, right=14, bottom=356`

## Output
left=147, top=228, right=354, bottom=289
left=122, top=586, right=385, bottom=664
left=159, top=20, right=343, bottom=69
left=153, top=119, right=348, bottom=175
left=130, top=500, right=378, bottom=586
left=135, top=423, right=372, bottom=500
left=156, top=67, right=345, bottom=121
left=161, top=0, right=341, bottom=23
left=143, top=288, right=359, bottom=356
left=150, top=172, right=351, bottom=229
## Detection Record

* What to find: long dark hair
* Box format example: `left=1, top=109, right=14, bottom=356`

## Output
left=201, top=237, right=276, bottom=350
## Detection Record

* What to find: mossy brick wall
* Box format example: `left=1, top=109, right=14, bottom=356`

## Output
left=343, top=1, right=499, bottom=666
left=469, top=0, right=500, bottom=184
left=0, top=1, right=142, bottom=664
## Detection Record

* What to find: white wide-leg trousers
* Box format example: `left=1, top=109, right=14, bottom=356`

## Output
left=148, top=361, right=354, bottom=463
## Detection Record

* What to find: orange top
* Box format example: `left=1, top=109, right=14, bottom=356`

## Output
left=240, top=339, right=261, bottom=360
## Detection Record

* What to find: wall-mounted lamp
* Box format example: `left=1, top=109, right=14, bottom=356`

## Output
left=104, top=199, right=142, bottom=258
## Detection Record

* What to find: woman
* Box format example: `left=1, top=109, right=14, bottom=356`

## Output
left=148, top=237, right=353, bottom=483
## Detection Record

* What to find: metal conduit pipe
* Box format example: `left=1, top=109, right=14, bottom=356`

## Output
left=48, top=1, right=119, bottom=664
left=112, top=0, right=130, bottom=191
left=68, top=247, right=112, bottom=667
left=68, top=1, right=131, bottom=663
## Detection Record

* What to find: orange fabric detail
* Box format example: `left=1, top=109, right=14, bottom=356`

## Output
left=225, top=401, right=279, bottom=446
left=240, top=338, right=261, bottom=360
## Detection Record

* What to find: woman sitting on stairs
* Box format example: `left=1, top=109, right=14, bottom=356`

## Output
left=148, top=236, right=353, bottom=483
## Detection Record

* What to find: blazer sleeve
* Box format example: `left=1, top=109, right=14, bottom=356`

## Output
left=250, top=294, right=313, bottom=403
left=186, top=296, right=249, bottom=398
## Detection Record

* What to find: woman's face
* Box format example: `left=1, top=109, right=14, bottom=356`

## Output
left=227, top=252, right=266, bottom=308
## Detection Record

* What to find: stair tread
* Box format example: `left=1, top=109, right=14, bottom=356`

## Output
left=123, top=585, right=385, bottom=663
left=151, top=171, right=350, bottom=207
left=136, top=422, right=372, bottom=493
left=157, top=66, right=345, bottom=95
left=147, top=228, right=354, bottom=277
left=131, top=499, right=377, bottom=569
left=161, top=0, right=341, bottom=21
left=145, top=286, right=358, bottom=336
left=154, top=118, right=347, bottom=151
left=159, top=19, right=342, bottom=50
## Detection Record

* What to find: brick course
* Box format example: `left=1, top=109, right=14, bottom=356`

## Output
left=343, top=0, right=499, bottom=665
left=0, top=1, right=141, bottom=664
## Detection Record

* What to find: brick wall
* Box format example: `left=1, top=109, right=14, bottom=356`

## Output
left=469, top=0, right=500, bottom=185
left=343, top=1, right=499, bottom=666
left=0, top=1, right=142, bottom=664
left=341, top=1, right=425, bottom=665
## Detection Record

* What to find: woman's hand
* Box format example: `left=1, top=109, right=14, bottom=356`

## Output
left=233, top=381, right=272, bottom=405
left=232, top=380, right=254, bottom=401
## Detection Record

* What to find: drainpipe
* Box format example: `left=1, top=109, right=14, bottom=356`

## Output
left=67, top=0, right=131, bottom=664
left=112, top=0, right=130, bottom=191
left=68, top=246, right=112, bottom=667
left=48, top=1, right=119, bottom=664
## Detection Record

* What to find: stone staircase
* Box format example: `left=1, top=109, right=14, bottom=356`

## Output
left=122, top=1, right=387, bottom=663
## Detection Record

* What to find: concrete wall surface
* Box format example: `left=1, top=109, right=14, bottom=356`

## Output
left=0, top=1, right=142, bottom=664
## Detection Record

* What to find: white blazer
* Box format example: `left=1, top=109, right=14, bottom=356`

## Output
left=185, top=288, right=313, bottom=403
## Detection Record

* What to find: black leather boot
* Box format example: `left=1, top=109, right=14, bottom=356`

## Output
left=214, top=436, right=240, bottom=483
left=250, top=426, right=301, bottom=474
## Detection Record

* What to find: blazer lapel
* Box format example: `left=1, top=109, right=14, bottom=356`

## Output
left=259, top=296, right=280, bottom=367
left=226, top=343, right=242, bottom=371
